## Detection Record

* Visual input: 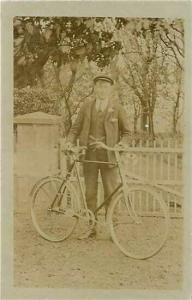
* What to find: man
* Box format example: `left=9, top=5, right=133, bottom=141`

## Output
left=66, top=75, right=130, bottom=238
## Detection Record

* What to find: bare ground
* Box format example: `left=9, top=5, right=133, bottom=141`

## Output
left=14, top=206, right=183, bottom=290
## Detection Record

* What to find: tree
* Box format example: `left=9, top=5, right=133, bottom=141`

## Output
left=159, top=19, right=184, bottom=70
left=14, top=17, right=128, bottom=134
left=116, top=20, right=163, bottom=137
left=111, top=18, right=184, bottom=138
left=14, top=17, right=184, bottom=137
left=14, top=17, right=125, bottom=89
left=159, top=63, right=184, bottom=135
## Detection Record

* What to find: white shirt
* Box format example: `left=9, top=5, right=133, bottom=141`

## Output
left=95, top=98, right=109, bottom=112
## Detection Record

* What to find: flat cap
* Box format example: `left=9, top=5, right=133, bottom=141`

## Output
left=93, top=75, right=114, bottom=85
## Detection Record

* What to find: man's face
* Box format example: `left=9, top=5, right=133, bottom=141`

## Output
left=94, top=80, right=113, bottom=100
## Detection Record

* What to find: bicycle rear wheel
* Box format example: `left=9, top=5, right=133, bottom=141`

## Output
left=107, top=185, right=169, bottom=259
left=31, top=177, right=79, bottom=242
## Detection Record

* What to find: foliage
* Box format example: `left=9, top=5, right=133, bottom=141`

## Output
left=14, top=17, right=125, bottom=88
left=14, top=87, right=59, bottom=116
left=13, top=17, right=184, bottom=137
left=111, top=18, right=184, bottom=136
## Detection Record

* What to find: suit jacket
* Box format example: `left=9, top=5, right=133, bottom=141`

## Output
left=67, top=97, right=131, bottom=162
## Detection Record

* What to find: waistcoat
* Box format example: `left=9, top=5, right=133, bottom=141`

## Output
left=89, top=102, right=106, bottom=141
left=86, top=102, right=108, bottom=162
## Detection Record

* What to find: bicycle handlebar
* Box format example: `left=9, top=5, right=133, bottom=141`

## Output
left=96, top=144, right=129, bottom=152
left=63, top=146, right=87, bottom=155
left=65, top=144, right=130, bottom=153
left=63, top=143, right=138, bottom=164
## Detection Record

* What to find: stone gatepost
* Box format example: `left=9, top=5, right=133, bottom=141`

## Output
left=14, top=112, right=62, bottom=212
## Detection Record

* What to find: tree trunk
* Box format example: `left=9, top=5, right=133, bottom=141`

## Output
left=172, top=113, right=177, bottom=135
left=64, top=70, right=77, bottom=135
left=148, top=109, right=155, bottom=138
left=172, top=71, right=181, bottom=135
left=134, top=115, right=138, bottom=134
left=172, top=103, right=179, bottom=135
left=140, top=104, right=155, bottom=138
left=140, top=105, right=148, bottom=132
left=52, top=63, right=77, bottom=135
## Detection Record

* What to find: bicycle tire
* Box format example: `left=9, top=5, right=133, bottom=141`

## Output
left=107, top=185, right=170, bottom=259
left=31, top=177, right=79, bottom=242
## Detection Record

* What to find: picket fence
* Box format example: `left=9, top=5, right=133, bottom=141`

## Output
left=119, top=138, right=183, bottom=218
left=59, top=138, right=183, bottom=218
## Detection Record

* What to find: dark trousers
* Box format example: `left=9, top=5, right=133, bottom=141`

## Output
left=83, top=150, right=119, bottom=215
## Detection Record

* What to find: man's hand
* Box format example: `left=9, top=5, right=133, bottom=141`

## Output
left=117, top=141, right=126, bottom=148
left=115, top=141, right=126, bottom=152
left=89, top=141, right=106, bottom=150
left=116, top=142, right=138, bottom=165
left=62, top=142, right=74, bottom=154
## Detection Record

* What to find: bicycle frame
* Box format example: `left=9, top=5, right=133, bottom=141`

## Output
left=53, top=157, right=122, bottom=217
left=49, top=149, right=140, bottom=223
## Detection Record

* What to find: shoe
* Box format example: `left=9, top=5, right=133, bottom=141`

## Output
left=78, top=227, right=96, bottom=240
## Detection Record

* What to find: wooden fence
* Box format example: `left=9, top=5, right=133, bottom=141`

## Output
left=59, top=138, right=183, bottom=218
left=120, top=139, right=183, bottom=218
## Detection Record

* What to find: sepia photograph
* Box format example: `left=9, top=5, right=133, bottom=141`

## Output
left=1, top=1, right=192, bottom=299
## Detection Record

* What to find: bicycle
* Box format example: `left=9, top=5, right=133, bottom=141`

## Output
left=30, top=144, right=170, bottom=260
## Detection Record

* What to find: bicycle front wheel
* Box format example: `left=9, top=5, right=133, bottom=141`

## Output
left=107, top=185, right=169, bottom=259
left=31, top=177, right=79, bottom=242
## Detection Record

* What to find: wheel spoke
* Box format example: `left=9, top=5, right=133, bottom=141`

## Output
left=40, top=186, right=53, bottom=202
left=108, top=186, right=169, bottom=259
left=31, top=178, right=79, bottom=242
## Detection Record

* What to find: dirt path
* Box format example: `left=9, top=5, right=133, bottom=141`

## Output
left=14, top=208, right=183, bottom=290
